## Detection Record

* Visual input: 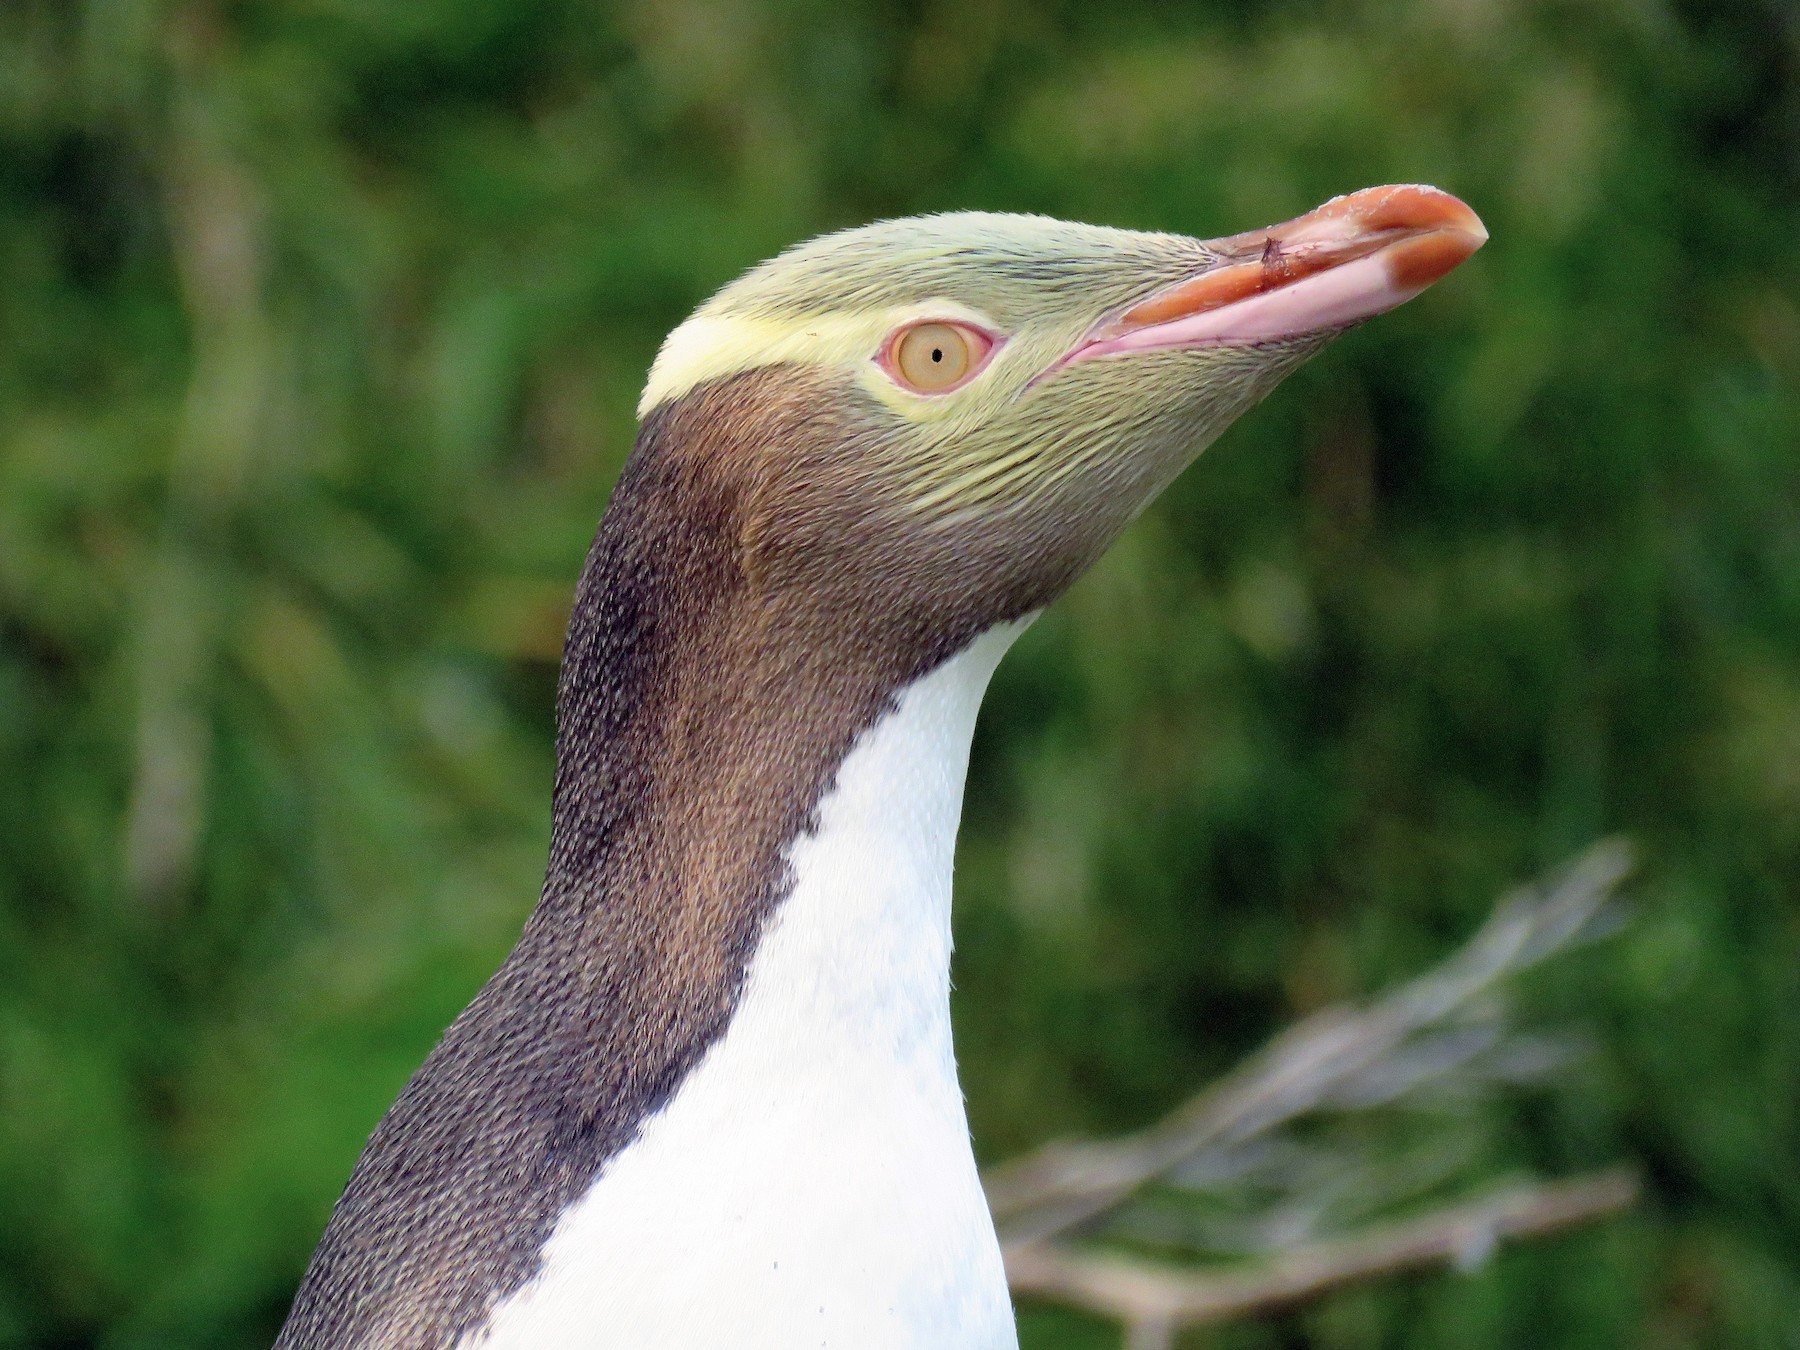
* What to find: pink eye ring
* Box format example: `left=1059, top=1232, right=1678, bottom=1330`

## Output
left=879, top=320, right=998, bottom=394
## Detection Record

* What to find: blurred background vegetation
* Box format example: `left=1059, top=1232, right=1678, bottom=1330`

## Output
left=1, top=0, right=1796, bottom=1345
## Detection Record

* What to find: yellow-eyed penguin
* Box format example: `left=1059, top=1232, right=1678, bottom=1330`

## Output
left=275, top=185, right=1486, bottom=1350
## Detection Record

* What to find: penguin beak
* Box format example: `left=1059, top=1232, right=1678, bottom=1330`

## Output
left=1068, top=185, right=1488, bottom=362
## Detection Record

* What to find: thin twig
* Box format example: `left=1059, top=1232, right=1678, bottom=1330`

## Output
left=1004, top=1168, right=1640, bottom=1329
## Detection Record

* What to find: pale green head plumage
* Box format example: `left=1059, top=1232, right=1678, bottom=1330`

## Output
left=640, top=211, right=1319, bottom=535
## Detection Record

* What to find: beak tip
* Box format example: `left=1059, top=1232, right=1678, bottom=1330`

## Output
left=1342, top=183, right=1487, bottom=292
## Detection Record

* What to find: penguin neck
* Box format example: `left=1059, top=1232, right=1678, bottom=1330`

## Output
left=541, top=516, right=1029, bottom=1081
left=530, top=419, right=1042, bottom=1159
left=465, top=618, right=1028, bottom=1350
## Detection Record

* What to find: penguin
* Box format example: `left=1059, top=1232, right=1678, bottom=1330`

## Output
left=275, top=185, right=1486, bottom=1350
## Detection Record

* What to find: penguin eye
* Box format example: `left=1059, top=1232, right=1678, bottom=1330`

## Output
left=882, top=321, right=996, bottom=394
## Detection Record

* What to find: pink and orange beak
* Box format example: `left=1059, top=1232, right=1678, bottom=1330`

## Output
left=1072, top=185, right=1487, bottom=362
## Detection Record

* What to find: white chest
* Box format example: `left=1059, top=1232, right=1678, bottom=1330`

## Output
left=461, top=623, right=1028, bottom=1350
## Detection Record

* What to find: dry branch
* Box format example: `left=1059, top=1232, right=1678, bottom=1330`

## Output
left=1004, top=1168, right=1640, bottom=1334
left=984, top=841, right=1640, bottom=1341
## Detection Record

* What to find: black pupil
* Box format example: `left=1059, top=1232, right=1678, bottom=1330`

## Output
left=931, top=347, right=943, bottom=362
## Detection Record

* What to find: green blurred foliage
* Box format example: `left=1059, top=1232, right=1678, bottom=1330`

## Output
left=0, top=0, right=1796, bottom=1345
